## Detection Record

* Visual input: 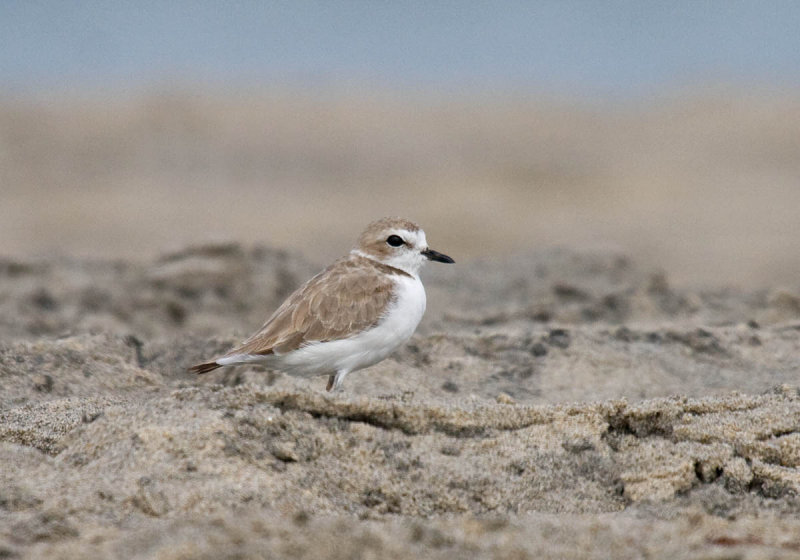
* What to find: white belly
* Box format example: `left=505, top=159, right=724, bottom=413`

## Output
left=266, top=274, right=426, bottom=377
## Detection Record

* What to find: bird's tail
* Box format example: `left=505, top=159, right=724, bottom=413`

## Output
left=188, top=361, right=222, bottom=374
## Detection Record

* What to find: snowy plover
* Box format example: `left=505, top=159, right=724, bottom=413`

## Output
left=189, top=217, right=454, bottom=391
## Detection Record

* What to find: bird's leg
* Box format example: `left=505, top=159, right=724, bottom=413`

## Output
left=326, top=370, right=348, bottom=392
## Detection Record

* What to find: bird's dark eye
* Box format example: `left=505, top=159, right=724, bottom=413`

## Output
left=386, top=235, right=404, bottom=247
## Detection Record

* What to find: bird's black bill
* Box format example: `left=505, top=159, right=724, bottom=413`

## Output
left=422, top=248, right=455, bottom=263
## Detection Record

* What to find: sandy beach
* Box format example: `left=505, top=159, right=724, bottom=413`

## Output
left=2, top=91, right=800, bottom=558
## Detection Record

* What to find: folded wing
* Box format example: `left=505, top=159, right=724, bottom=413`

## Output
left=229, top=257, right=398, bottom=357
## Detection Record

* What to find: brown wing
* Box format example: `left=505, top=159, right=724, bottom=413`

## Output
left=227, top=256, right=398, bottom=357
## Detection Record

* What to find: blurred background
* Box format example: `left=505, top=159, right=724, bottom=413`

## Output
left=2, top=1, right=799, bottom=287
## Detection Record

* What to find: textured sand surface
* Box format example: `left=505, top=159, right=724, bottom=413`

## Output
left=3, top=244, right=800, bottom=559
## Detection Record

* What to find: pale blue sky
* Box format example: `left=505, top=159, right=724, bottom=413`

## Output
left=2, top=1, right=800, bottom=96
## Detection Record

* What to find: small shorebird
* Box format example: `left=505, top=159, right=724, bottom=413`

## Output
left=189, top=217, right=454, bottom=391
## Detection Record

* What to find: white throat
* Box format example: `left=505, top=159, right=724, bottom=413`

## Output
left=349, top=249, right=417, bottom=278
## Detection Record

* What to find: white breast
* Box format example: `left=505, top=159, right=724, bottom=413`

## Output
left=274, top=274, right=426, bottom=377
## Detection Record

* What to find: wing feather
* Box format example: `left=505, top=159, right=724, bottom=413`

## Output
left=226, top=256, right=398, bottom=357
